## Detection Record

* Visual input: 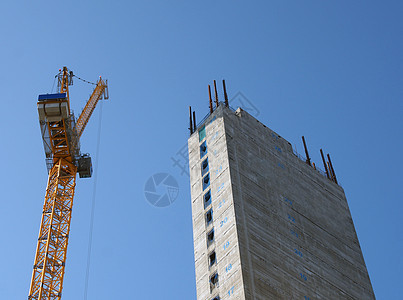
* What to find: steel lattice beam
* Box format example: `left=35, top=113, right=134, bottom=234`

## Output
left=75, top=79, right=107, bottom=138
left=28, top=159, right=77, bottom=300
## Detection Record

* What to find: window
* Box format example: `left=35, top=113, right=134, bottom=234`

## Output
left=203, top=190, right=212, bottom=209
left=210, top=272, right=219, bottom=291
left=210, top=273, right=218, bottom=285
left=202, top=173, right=210, bottom=191
left=209, top=251, right=216, bottom=267
left=205, top=208, right=213, bottom=226
left=199, top=125, right=206, bottom=142
left=207, top=228, right=215, bottom=247
left=200, top=141, right=207, bottom=158
left=201, top=157, right=209, bottom=176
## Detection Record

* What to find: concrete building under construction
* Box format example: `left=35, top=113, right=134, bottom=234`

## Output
left=187, top=83, right=375, bottom=299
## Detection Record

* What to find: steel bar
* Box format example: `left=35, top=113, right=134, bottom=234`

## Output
left=327, top=153, right=338, bottom=184
left=213, top=80, right=219, bottom=108
left=302, top=136, right=311, bottom=166
left=320, top=149, right=330, bottom=179
left=189, top=106, right=193, bottom=135
left=223, top=80, right=229, bottom=107
left=193, top=111, right=196, bottom=132
left=208, top=85, right=213, bottom=113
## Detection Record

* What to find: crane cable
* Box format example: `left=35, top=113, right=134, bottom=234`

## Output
left=73, top=74, right=97, bottom=86
left=50, top=75, right=57, bottom=93
left=83, top=100, right=103, bottom=300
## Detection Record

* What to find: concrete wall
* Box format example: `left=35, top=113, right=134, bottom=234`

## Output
left=189, top=106, right=246, bottom=300
left=188, top=105, right=375, bottom=300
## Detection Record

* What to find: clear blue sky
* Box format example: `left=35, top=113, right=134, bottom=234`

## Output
left=0, top=1, right=402, bottom=299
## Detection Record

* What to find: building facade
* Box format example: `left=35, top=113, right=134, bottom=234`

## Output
left=188, top=104, right=375, bottom=299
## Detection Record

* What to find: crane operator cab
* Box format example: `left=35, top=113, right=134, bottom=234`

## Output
left=37, top=92, right=93, bottom=179
left=37, top=93, right=69, bottom=122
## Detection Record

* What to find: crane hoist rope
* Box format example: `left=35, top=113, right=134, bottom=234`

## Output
left=83, top=100, right=103, bottom=300
left=28, top=66, right=109, bottom=300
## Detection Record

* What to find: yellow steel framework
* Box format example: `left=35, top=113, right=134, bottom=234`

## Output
left=29, top=67, right=108, bottom=300
left=76, top=78, right=108, bottom=138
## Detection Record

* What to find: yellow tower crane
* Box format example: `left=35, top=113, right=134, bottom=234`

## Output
left=28, top=67, right=109, bottom=299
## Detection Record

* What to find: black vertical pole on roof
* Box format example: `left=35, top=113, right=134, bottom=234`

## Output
left=327, top=154, right=338, bottom=184
left=208, top=85, right=213, bottom=114
left=189, top=106, right=193, bottom=135
left=223, top=80, right=229, bottom=107
left=213, top=80, right=219, bottom=108
left=193, top=111, right=196, bottom=132
left=320, top=149, right=330, bottom=179
left=302, top=136, right=311, bottom=166
left=327, top=161, right=334, bottom=181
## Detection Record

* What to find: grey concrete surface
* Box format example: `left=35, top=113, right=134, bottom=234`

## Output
left=188, top=105, right=375, bottom=300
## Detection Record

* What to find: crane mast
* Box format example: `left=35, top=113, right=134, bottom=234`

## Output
left=29, top=67, right=108, bottom=300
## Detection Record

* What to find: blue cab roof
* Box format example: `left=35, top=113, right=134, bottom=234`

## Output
left=38, top=93, right=67, bottom=101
